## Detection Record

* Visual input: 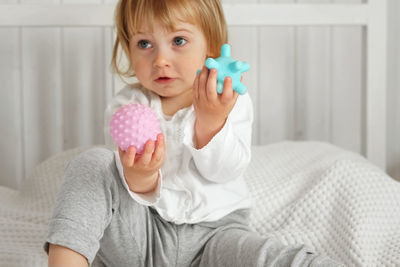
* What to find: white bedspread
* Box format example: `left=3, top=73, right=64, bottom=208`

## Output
left=0, top=141, right=399, bottom=266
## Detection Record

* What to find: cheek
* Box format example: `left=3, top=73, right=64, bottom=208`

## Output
left=186, top=53, right=206, bottom=70
left=132, top=57, right=149, bottom=77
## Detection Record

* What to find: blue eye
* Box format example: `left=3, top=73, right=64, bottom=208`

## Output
left=174, top=37, right=187, bottom=46
left=138, top=40, right=152, bottom=49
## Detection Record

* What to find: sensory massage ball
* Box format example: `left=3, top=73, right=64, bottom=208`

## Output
left=204, top=43, right=250, bottom=95
left=109, top=103, right=162, bottom=154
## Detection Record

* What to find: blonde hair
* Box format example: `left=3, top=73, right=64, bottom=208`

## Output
left=111, top=0, right=228, bottom=79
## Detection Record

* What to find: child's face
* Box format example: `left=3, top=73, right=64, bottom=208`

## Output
left=129, top=20, right=208, bottom=100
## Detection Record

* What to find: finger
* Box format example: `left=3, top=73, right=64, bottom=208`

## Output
left=240, top=75, right=243, bottom=82
left=198, top=66, right=208, bottom=101
left=233, top=90, right=239, bottom=104
left=151, top=133, right=165, bottom=165
left=193, top=70, right=200, bottom=101
left=122, top=146, right=136, bottom=168
left=220, top=76, right=233, bottom=103
left=138, top=140, right=155, bottom=165
left=206, top=68, right=218, bottom=102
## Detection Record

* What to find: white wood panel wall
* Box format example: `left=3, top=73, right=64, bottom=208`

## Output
left=387, top=0, right=400, bottom=186
left=0, top=0, right=398, bottom=189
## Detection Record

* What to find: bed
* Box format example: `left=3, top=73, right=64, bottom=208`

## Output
left=0, top=1, right=396, bottom=266
left=0, top=141, right=399, bottom=266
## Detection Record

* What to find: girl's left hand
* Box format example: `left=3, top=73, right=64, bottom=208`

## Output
left=193, top=65, right=239, bottom=131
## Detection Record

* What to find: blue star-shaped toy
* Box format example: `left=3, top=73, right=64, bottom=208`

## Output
left=204, top=43, right=250, bottom=95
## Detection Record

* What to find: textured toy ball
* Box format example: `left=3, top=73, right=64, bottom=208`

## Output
left=109, top=103, right=161, bottom=154
left=204, top=43, right=250, bottom=95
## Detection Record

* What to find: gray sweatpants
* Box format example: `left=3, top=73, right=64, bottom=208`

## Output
left=44, top=147, right=343, bottom=267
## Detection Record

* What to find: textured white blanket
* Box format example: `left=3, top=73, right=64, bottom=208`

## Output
left=0, top=142, right=399, bottom=266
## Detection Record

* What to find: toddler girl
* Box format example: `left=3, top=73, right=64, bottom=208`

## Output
left=44, top=0, right=342, bottom=266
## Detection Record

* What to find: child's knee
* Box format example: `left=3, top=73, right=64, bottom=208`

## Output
left=74, top=147, right=114, bottom=166
left=66, top=147, right=116, bottom=179
left=61, top=147, right=118, bottom=192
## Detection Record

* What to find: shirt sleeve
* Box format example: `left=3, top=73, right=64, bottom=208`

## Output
left=114, top=150, right=162, bottom=206
left=43, top=147, right=116, bottom=265
left=183, top=93, right=254, bottom=184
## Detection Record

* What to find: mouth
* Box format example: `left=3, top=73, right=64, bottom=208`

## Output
left=155, top=77, right=176, bottom=84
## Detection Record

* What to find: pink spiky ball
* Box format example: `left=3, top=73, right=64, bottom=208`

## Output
left=110, top=103, right=161, bottom=154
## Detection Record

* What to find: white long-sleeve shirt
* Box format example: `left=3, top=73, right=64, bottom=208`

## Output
left=104, top=83, right=254, bottom=224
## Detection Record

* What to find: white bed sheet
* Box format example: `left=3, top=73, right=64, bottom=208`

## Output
left=0, top=141, right=399, bottom=266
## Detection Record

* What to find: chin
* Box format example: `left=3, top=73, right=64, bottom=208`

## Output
left=154, top=90, right=175, bottom=98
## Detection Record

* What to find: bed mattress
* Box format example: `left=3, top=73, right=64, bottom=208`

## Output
left=0, top=141, right=399, bottom=266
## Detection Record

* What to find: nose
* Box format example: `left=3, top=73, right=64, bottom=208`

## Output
left=153, top=47, right=171, bottom=68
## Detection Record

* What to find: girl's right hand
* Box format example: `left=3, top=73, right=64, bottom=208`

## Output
left=118, top=133, right=165, bottom=194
